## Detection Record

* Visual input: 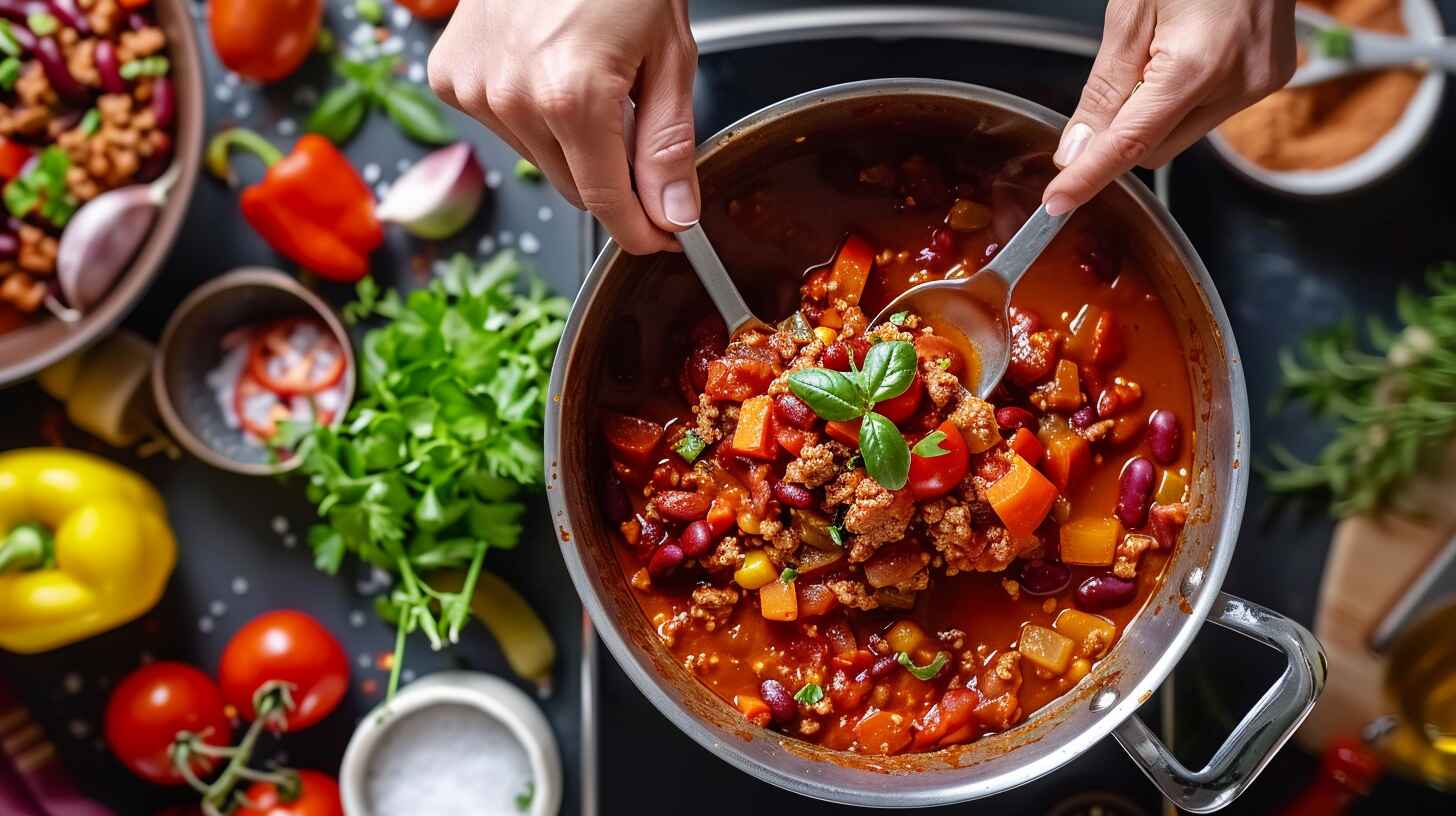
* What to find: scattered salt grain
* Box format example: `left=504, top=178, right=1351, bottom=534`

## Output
left=363, top=163, right=382, bottom=184
left=63, top=673, right=82, bottom=694
left=537, top=206, right=553, bottom=222
left=518, top=232, right=540, bottom=255
left=231, top=577, right=250, bottom=596
left=277, top=117, right=297, bottom=136
left=233, top=99, right=252, bottom=119
left=366, top=704, right=534, bottom=816
left=283, top=533, right=298, bottom=549
left=485, top=168, right=502, bottom=189
left=214, top=84, right=234, bottom=103
left=498, top=230, right=515, bottom=246
left=408, top=62, right=426, bottom=83
left=350, top=610, right=368, bottom=628
left=391, top=6, right=411, bottom=28
left=271, top=516, right=290, bottom=534
left=209, top=600, right=227, bottom=617
left=68, top=720, right=89, bottom=739
left=199, top=616, right=214, bottom=633
left=396, top=158, right=412, bottom=173
left=477, top=236, right=496, bottom=255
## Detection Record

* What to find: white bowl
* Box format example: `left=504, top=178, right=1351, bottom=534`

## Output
left=1207, top=0, right=1446, bottom=196
left=339, top=672, right=563, bottom=816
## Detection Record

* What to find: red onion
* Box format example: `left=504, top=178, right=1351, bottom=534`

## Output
left=94, top=39, right=126, bottom=93
left=56, top=165, right=178, bottom=313
left=150, top=76, right=174, bottom=128
left=34, top=37, right=87, bottom=103
left=5, top=19, right=35, bottom=52
left=46, top=0, right=88, bottom=34
left=374, top=142, right=486, bottom=239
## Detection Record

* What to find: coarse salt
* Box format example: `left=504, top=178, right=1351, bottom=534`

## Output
left=366, top=704, right=534, bottom=816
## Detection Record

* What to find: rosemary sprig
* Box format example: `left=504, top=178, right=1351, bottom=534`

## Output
left=1267, top=263, right=1456, bottom=516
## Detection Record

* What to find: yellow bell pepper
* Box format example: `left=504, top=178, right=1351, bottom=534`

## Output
left=0, top=449, right=175, bottom=653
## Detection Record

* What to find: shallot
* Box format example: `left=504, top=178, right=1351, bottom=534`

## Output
left=374, top=142, right=486, bottom=239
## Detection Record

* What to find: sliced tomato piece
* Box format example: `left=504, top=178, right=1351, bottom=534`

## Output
left=248, top=319, right=347, bottom=395
left=233, top=372, right=291, bottom=440
left=907, top=421, right=969, bottom=500
left=825, top=418, right=861, bottom=446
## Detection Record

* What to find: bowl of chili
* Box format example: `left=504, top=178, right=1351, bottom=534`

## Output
left=546, top=79, right=1326, bottom=811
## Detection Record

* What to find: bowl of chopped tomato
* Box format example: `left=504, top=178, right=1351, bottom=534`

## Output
left=545, top=79, right=1326, bottom=810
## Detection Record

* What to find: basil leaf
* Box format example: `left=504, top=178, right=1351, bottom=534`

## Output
left=379, top=80, right=456, bottom=145
left=307, top=80, right=371, bottom=144
left=787, top=368, right=866, bottom=421
left=859, top=340, right=917, bottom=404
left=793, top=683, right=824, bottom=705
left=859, top=411, right=910, bottom=490
left=897, top=651, right=949, bottom=681
left=912, top=430, right=949, bottom=458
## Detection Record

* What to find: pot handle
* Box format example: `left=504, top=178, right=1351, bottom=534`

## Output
left=1113, top=592, right=1328, bottom=813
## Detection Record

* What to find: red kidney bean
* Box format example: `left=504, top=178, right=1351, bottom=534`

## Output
left=34, top=37, right=87, bottom=103
left=771, top=481, right=814, bottom=509
left=1008, top=305, right=1041, bottom=334
left=1069, top=406, right=1097, bottom=430
left=0, top=231, right=16, bottom=260
left=930, top=226, right=953, bottom=252
left=822, top=338, right=869, bottom=372
left=679, top=520, right=715, bottom=559
left=868, top=654, right=899, bottom=678
left=637, top=515, right=668, bottom=552
left=683, top=345, right=715, bottom=392
left=1018, top=559, right=1071, bottom=596
left=650, top=490, right=710, bottom=522
left=47, top=0, right=89, bottom=33
left=150, top=76, right=175, bottom=129
left=1116, top=457, right=1155, bottom=529
left=0, top=1, right=45, bottom=25
left=1077, top=574, right=1137, bottom=610
left=600, top=476, right=632, bottom=524
left=773, top=394, right=816, bottom=430
left=1147, top=409, right=1182, bottom=465
left=759, top=679, right=796, bottom=724
left=690, top=315, right=728, bottom=353
left=994, top=406, right=1035, bottom=432
left=647, top=543, right=684, bottom=578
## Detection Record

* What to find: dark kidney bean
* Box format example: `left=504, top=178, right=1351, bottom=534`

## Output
left=1018, top=559, right=1072, bottom=596
left=637, top=515, right=668, bottom=553
left=994, top=406, right=1035, bottom=432
left=600, top=476, right=632, bottom=524
left=772, top=481, right=815, bottom=509
left=679, top=520, right=715, bottom=559
left=651, top=490, right=710, bottom=522
left=690, top=315, right=728, bottom=354
left=47, top=0, right=89, bottom=33
left=1069, top=406, right=1097, bottom=430
left=34, top=37, right=87, bottom=104
left=1077, top=574, right=1137, bottom=610
left=773, top=394, right=817, bottom=430
left=868, top=654, right=899, bottom=678
left=1147, top=410, right=1182, bottom=465
left=822, top=338, right=869, bottom=372
left=647, top=543, right=684, bottom=578
left=1116, top=457, right=1155, bottom=529
left=683, top=345, right=716, bottom=392
left=759, top=679, right=796, bottom=724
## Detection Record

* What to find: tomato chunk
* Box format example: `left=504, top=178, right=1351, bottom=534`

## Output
left=874, top=372, right=922, bottom=424
left=830, top=234, right=875, bottom=305
left=603, top=412, right=665, bottom=466
left=913, top=687, right=978, bottom=749
left=907, top=421, right=969, bottom=500
left=705, top=357, right=774, bottom=401
left=732, top=395, right=778, bottom=460
left=854, top=710, right=912, bottom=754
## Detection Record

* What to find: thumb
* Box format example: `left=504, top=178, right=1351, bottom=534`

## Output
left=1054, top=0, right=1154, bottom=168
left=632, top=39, right=700, bottom=231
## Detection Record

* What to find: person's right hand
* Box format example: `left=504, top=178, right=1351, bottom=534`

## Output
left=429, top=0, right=700, bottom=254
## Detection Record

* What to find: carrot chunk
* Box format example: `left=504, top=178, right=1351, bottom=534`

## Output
left=732, top=395, right=777, bottom=460
left=830, top=234, right=875, bottom=305
left=984, top=453, right=1058, bottom=536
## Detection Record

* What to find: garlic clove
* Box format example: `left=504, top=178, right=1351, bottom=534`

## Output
left=376, top=142, right=487, bottom=240
left=56, top=184, right=160, bottom=312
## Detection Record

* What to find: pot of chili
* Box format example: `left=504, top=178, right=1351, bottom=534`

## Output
left=545, top=79, right=1325, bottom=812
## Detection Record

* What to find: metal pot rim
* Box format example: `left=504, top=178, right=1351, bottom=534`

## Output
left=546, top=78, right=1251, bottom=807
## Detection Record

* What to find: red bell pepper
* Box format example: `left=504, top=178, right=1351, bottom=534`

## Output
left=0, top=137, right=33, bottom=179
left=206, top=129, right=382, bottom=282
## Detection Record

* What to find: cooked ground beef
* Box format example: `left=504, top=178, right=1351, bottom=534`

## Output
left=689, top=585, right=740, bottom=631
left=844, top=478, right=915, bottom=562
left=783, top=441, right=852, bottom=488
left=828, top=578, right=879, bottom=611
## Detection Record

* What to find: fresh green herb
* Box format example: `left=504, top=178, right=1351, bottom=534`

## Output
left=827, top=524, right=844, bottom=547
left=785, top=368, right=866, bottom=421
left=779, top=567, right=798, bottom=583
left=285, top=252, right=568, bottom=697
left=515, top=781, right=535, bottom=812
left=787, top=340, right=916, bottom=489
left=78, top=108, right=100, bottom=136
left=793, top=683, right=824, bottom=705
left=859, top=340, right=917, bottom=404
left=515, top=158, right=544, bottom=182
left=847, top=452, right=863, bottom=470
left=937, top=357, right=951, bottom=370
left=5, top=147, right=77, bottom=227
left=1315, top=25, right=1354, bottom=60
left=0, top=57, right=19, bottom=91
left=673, top=429, right=706, bottom=463
left=888, top=311, right=910, bottom=326
left=897, top=650, right=949, bottom=681
left=308, top=55, right=455, bottom=145
left=120, top=56, right=170, bottom=80
left=0, top=21, right=20, bottom=58
left=1268, top=263, right=1456, bottom=517
left=26, top=12, right=56, bottom=37
left=912, top=430, right=949, bottom=458
left=355, top=0, right=384, bottom=24
left=859, top=413, right=910, bottom=489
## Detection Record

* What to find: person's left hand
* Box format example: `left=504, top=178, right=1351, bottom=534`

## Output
left=1043, top=0, right=1297, bottom=215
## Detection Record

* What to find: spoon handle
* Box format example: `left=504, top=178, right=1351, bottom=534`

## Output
left=981, top=204, right=1071, bottom=290
left=677, top=223, right=767, bottom=335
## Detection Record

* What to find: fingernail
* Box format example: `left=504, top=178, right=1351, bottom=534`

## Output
left=662, top=181, right=699, bottom=227
left=1053, top=122, right=1094, bottom=168
left=1045, top=193, right=1076, bottom=217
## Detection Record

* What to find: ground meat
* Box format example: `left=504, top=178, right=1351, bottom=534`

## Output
left=769, top=525, right=801, bottom=555
left=702, top=535, right=745, bottom=571
left=783, top=441, right=852, bottom=488
left=656, top=611, right=689, bottom=648
left=757, top=516, right=783, bottom=539
left=922, top=356, right=962, bottom=409
left=1113, top=533, right=1154, bottom=580
left=17, top=226, right=58, bottom=276
left=766, top=339, right=826, bottom=396
left=67, top=39, right=99, bottom=88
left=767, top=329, right=801, bottom=362
left=0, top=271, right=44, bottom=312
left=118, top=27, right=166, bottom=63
left=824, top=468, right=863, bottom=507
left=864, top=322, right=913, bottom=344
left=919, top=498, right=976, bottom=574
left=947, top=394, right=1000, bottom=453
left=969, top=525, right=1031, bottom=572
left=689, top=585, right=740, bottom=632
left=828, top=579, right=879, bottom=611
left=692, top=392, right=725, bottom=444
left=15, top=63, right=54, bottom=109
left=0, top=104, right=49, bottom=138
left=844, top=478, right=914, bottom=562
left=1076, top=418, right=1115, bottom=443
left=88, top=0, right=123, bottom=36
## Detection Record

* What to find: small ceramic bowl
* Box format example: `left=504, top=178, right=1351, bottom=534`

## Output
left=151, top=268, right=355, bottom=476
left=1207, top=0, right=1445, bottom=196
left=340, top=671, right=564, bottom=816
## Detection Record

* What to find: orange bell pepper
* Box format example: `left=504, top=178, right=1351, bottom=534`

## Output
left=829, top=234, right=875, bottom=305
left=732, top=396, right=778, bottom=460
left=1008, top=427, right=1044, bottom=465
left=984, top=453, right=1057, bottom=537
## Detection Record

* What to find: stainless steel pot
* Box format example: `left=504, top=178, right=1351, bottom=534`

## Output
left=544, top=79, right=1327, bottom=812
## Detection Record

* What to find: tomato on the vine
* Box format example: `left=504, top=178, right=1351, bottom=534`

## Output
left=104, top=662, right=231, bottom=786
left=235, top=770, right=343, bottom=816
left=219, top=610, right=349, bottom=731
left=398, top=0, right=458, bottom=20
left=209, top=0, right=322, bottom=83
left=907, top=420, right=969, bottom=500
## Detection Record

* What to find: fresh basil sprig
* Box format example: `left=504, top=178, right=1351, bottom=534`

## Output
left=787, top=340, right=916, bottom=490
left=308, top=55, right=456, bottom=146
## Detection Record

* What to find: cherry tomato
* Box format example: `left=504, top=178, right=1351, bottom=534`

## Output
left=104, top=662, right=231, bottom=786
left=873, top=372, right=922, bottom=424
left=397, top=0, right=458, bottom=19
left=235, top=770, right=344, bottom=816
left=907, top=421, right=969, bottom=500
left=210, top=0, right=322, bottom=83
left=219, top=610, right=349, bottom=732
left=248, top=319, right=347, bottom=395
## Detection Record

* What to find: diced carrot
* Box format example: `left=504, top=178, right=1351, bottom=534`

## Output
left=984, top=453, right=1058, bottom=537
left=797, top=581, right=840, bottom=617
left=912, top=687, right=978, bottom=749
left=816, top=307, right=844, bottom=329
left=1067, top=306, right=1125, bottom=368
left=854, top=710, right=913, bottom=754
left=732, top=395, right=777, bottom=460
left=1059, top=517, right=1122, bottom=566
left=1008, top=427, right=1044, bottom=465
left=1037, top=416, right=1090, bottom=491
left=602, top=412, right=664, bottom=466
left=704, top=357, right=775, bottom=401
left=825, top=418, right=861, bottom=446
left=913, top=333, right=964, bottom=378
left=1039, top=359, right=1082, bottom=411
left=1053, top=609, right=1118, bottom=659
left=735, top=695, right=772, bottom=727
left=830, top=234, right=875, bottom=305
left=759, top=579, right=799, bottom=621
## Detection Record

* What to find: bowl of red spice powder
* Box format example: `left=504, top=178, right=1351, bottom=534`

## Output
left=1209, top=0, right=1445, bottom=196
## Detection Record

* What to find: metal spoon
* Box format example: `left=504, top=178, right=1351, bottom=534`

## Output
left=871, top=203, right=1071, bottom=398
left=676, top=222, right=772, bottom=336
left=1287, top=5, right=1456, bottom=89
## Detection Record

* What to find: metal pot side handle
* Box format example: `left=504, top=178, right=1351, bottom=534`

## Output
left=1113, top=592, right=1329, bottom=813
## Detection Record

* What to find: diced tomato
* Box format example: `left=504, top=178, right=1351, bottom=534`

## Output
left=705, top=357, right=775, bottom=401
left=0, top=137, right=32, bottom=179
left=1007, top=329, right=1059, bottom=387
left=874, top=372, right=922, bottom=424
left=1008, top=427, right=1044, bottom=465
left=1065, top=306, right=1124, bottom=368
left=822, top=337, right=870, bottom=371
left=706, top=499, right=737, bottom=537
left=1008, top=305, right=1042, bottom=334
left=233, top=372, right=290, bottom=440
left=913, top=333, right=963, bottom=378
left=863, top=537, right=928, bottom=589
left=829, top=234, right=875, bottom=305
left=823, top=621, right=858, bottom=661
left=775, top=427, right=813, bottom=457
left=825, top=419, right=861, bottom=446
left=972, top=692, right=1021, bottom=731
left=603, top=412, right=665, bottom=466
left=907, top=421, right=969, bottom=500
left=913, top=688, right=978, bottom=749
left=829, top=668, right=873, bottom=711
left=248, top=319, right=347, bottom=396
left=854, top=710, right=912, bottom=754
left=797, top=581, right=839, bottom=618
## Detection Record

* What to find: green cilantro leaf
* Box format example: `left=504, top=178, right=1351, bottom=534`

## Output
left=793, top=683, right=824, bottom=705
left=673, top=429, right=706, bottom=463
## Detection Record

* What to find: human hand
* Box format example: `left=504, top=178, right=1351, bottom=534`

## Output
left=429, top=0, right=699, bottom=254
left=1043, top=0, right=1297, bottom=215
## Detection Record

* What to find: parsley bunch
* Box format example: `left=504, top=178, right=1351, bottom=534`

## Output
left=787, top=339, right=917, bottom=489
left=285, top=252, right=568, bottom=695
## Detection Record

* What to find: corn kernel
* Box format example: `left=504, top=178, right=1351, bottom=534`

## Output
left=734, top=550, right=777, bottom=590
left=1066, top=658, right=1092, bottom=683
left=813, top=326, right=838, bottom=345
